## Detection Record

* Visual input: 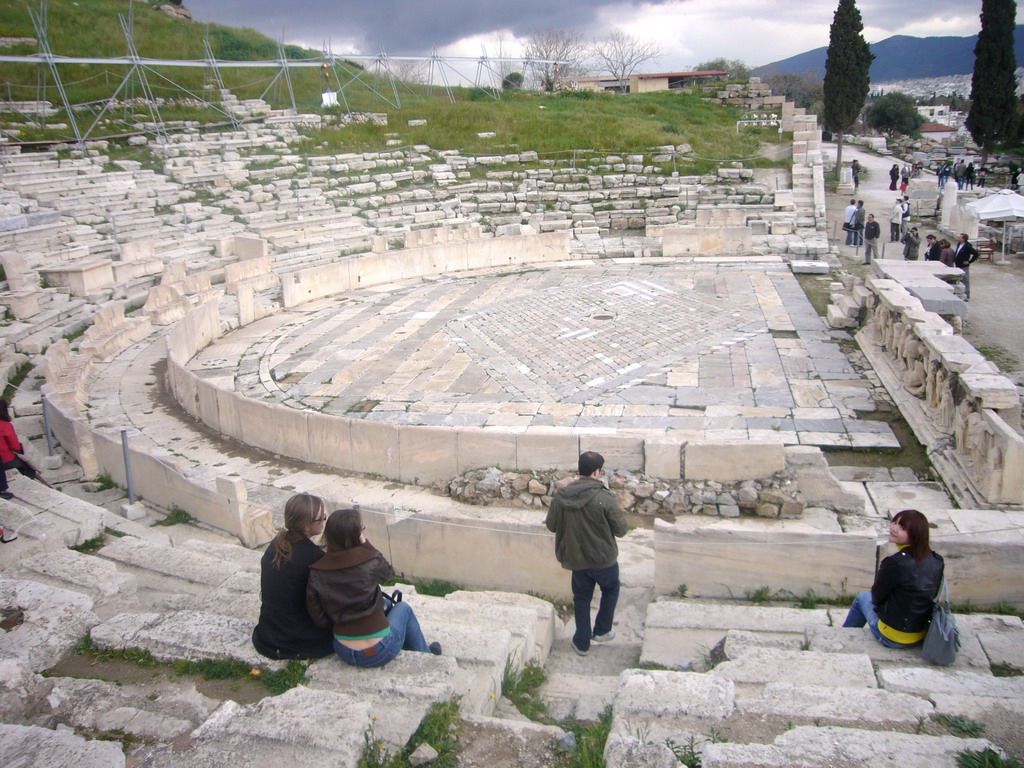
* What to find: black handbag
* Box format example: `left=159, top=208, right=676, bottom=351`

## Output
left=381, top=588, right=403, bottom=616
left=842, top=222, right=854, bottom=231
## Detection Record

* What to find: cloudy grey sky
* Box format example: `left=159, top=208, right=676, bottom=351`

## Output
left=183, top=0, right=1004, bottom=69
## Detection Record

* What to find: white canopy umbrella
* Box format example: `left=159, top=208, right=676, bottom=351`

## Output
left=965, top=189, right=1024, bottom=262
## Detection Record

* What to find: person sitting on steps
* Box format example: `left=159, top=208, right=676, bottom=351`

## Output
left=252, top=493, right=335, bottom=660
left=0, top=399, right=45, bottom=501
left=307, top=508, right=441, bottom=668
left=843, top=509, right=944, bottom=649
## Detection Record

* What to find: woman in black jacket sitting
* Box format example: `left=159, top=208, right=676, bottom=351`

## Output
left=843, top=509, right=944, bottom=648
left=306, top=508, right=440, bottom=668
left=252, top=494, right=335, bottom=660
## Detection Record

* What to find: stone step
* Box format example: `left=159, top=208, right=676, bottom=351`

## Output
left=97, top=536, right=242, bottom=587
left=305, top=651, right=458, bottom=749
left=11, top=547, right=137, bottom=608
left=88, top=609, right=275, bottom=670
left=880, top=667, right=1024, bottom=699
left=1, top=475, right=104, bottom=548
left=459, top=714, right=566, bottom=768
left=0, top=723, right=126, bottom=768
left=44, top=675, right=219, bottom=742
left=736, top=682, right=933, bottom=724
left=709, top=648, right=876, bottom=692
left=604, top=668, right=736, bottom=767
left=701, top=725, right=996, bottom=768
left=0, top=578, right=99, bottom=672
left=140, top=686, right=370, bottom=768
left=806, top=625, right=992, bottom=673
left=540, top=671, right=621, bottom=721
left=413, top=596, right=542, bottom=667
left=641, top=600, right=831, bottom=669
left=444, top=590, right=558, bottom=661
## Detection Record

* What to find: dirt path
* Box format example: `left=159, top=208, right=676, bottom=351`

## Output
left=823, top=142, right=1024, bottom=384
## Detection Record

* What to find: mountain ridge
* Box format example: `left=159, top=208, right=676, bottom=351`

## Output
left=752, top=26, right=1024, bottom=81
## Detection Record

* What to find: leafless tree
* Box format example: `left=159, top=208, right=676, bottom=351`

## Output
left=391, top=58, right=430, bottom=85
left=523, top=28, right=588, bottom=91
left=590, top=30, right=662, bottom=93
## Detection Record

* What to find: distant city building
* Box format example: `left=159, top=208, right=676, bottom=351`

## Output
left=917, top=105, right=952, bottom=126
left=565, top=70, right=729, bottom=94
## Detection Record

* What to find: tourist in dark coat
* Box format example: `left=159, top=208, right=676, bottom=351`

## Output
left=888, top=164, right=899, bottom=191
left=252, top=493, right=335, bottom=660
left=844, top=509, right=944, bottom=648
left=924, top=234, right=941, bottom=262
left=954, top=233, right=980, bottom=300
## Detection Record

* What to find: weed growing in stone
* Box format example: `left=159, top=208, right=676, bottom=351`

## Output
left=74, top=635, right=158, bottom=667
left=152, top=506, right=194, bottom=526
left=956, top=748, right=1022, bottom=768
left=408, top=578, right=461, bottom=597
left=103, top=527, right=126, bottom=538
left=260, top=660, right=309, bottom=694
left=934, top=714, right=986, bottom=738
left=69, top=534, right=106, bottom=555
left=527, top=591, right=574, bottom=621
left=95, top=472, right=119, bottom=491
left=173, top=658, right=251, bottom=680
left=991, top=663, right=1023, bottom=678
left=359, top=697, right=462, bottom=768
left=559, top=706, right=612, bottom=768
left=502, top=659, right=549, bottom=721
left=665, top=735, right=702, bottom=767
left=675, top=584, right=689, bottom=598
left=746, top=585, right=773, bottom=603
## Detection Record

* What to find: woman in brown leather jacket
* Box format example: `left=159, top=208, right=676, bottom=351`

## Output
left=306, top=508, right=441, bottom=667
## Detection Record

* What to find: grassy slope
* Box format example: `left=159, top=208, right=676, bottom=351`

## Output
left=1, top=0, right=782, bottom=163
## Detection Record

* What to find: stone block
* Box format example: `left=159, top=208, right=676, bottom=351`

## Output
left=653, top=520, right=875, bottom=601
left=350, top=419, right=400, bottom=479
left=790, top=260, right=829, bottom=274
left=516, top=432, right=579, bottom=472
left=702, top=725, right=994, bottom=768
left=737, top=682, right=933, bottom=723
left=614, top=669, right=735, bottom=719
left=578, top=435, right=644, bottom=472
left=399, top=426, right=459, bottom=485
left=455, top=430, right=517, bottom=474
left=710, top=648, right=876, bottom=688
left=0, top=724, right=126, bottom=768
left=684, top=442, right=785, bottom=483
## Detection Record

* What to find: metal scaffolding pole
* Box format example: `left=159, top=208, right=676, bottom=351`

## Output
left=27, top=2, right=83, bottom=146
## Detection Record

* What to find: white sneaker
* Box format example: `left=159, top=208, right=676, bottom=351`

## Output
left=592, top=629, right=616, bottom=642
left=571, top=639, right=588, bottom=656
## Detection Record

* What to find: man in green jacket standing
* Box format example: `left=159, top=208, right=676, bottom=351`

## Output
left=545, top=451, right=629, bottom=655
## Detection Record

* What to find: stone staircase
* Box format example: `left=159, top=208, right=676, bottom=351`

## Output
left=600, top=597, right=1024, bottom=767
left=0, top=484, right=562, bottom=764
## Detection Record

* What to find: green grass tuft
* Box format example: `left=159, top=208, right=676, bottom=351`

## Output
left=746, top=585, right=773, bottom=604
left=934, top=714, right=986, bottom=738
left=560, top=706, right=613, bottom=768
left=502, top=659, right=549, bottom=722
left=152, top=506, right=194, bottom=526
left=956, top=748, right=1022, bottom=768
left=69, top=534, right=106, bottom=554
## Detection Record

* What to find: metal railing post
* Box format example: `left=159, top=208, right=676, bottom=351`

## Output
left=40, top=394, right=55, bottom=456
left=121, top=429, right=136, bottom=504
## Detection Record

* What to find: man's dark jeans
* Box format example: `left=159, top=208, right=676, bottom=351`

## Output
left=571, top=563, right=620, bottom=652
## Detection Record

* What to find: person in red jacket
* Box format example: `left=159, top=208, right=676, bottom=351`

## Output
left=0, top=399, right=41, bottom=500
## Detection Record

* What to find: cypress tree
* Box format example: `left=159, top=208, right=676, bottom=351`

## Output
left=966, top=0, right=1018, bottom=165
left=822, top=0, right=873, bottom=178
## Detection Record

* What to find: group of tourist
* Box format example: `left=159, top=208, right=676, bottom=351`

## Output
left=252, top=450, right=631, bottom=665
left=937, top=160, right=983, bottom=191
left=252, top=450, right=946, bottom=666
